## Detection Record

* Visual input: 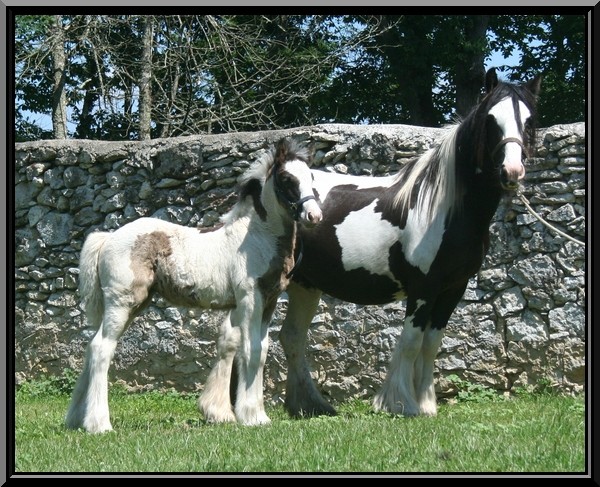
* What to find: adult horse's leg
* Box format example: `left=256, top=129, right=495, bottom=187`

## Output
left=65, top=305, right=131, bottom=433
left=232, top=289, right=271, bottom=426
left=373, top=297, right=430, bottom=417
left=415, top=285, right=466, bottom=415
left=198, top=312, right=239, bottom=423
left=279, top=282, right=336, bottom=417
left=415, top=326, right=444, bottom=416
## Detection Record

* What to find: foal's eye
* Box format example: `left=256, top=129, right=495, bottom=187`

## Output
left=278, top=172, right=293, bottom=187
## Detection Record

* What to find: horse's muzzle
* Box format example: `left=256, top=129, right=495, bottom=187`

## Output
left=501, top=162, right=525, bottom=191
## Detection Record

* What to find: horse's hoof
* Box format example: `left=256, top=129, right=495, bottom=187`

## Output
left=238, top=415, right=271, bottom=426
left=285, top=402, right=337, bottom=418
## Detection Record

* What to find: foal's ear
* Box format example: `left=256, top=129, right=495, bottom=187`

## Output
left=526, top=74, right=542, bottom=98
left=274, top=138, right=290, bottom=167
left=485, top=68, right=498, bottom=94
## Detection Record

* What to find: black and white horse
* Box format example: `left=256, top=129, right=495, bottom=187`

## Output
left=278, top=68, right=541, bottom=418
left=65, top=138, right=322, bottom=433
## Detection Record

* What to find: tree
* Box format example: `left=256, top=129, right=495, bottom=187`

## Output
left=50, top=15, right=68, bottom=139
left=14, top=14, right=586, bottom=141
left=313, top=15, right=492, bottom=126
left=139, top=16, right=153, bottom=140
left=15, top=15, right=55, bottom=141
left=489, top=14, right=585, bottom=126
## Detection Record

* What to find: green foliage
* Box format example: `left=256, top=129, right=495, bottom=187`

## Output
left=489, top=14, right=586, bottom=126
left=14, top=14, right=586, bottom=141
left=446, top=374, right=505, bottom=403
left=16, top=368, right=79, bottom=397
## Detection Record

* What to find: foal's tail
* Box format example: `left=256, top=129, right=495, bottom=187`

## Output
left=78, top=231, right=109, bottom=329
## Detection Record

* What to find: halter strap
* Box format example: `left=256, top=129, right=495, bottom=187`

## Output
left=285, top=237, right=304, bottom=279
left=287, top=195, right=317, bottom=221
left=491, top=137, right=529, bottom=160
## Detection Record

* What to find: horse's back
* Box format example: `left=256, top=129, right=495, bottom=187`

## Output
left=312, top=170, right=396, bottom=201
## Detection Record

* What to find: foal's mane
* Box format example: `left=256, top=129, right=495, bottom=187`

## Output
left=222, top=139, right=310, bottom=224
left=391, top=78, right=537, bottom=226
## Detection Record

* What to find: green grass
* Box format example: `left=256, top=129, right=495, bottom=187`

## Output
left=13, top=375, right=586, bottom=474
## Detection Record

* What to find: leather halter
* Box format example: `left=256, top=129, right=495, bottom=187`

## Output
left=286, top=237, right=304, bottom=279
left=490, top=137, right=529, bottom=161
left=272, top=167, right=315, bottom=279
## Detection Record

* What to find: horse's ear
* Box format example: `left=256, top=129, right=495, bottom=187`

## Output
left=485, top=68, right=498, bottom=94
left=274, top=139, right=289, bottom=167
left=526, top=74, right=542, bottom=98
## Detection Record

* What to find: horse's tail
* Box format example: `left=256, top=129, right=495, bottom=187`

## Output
left=78, top=231, right=109, bottom=329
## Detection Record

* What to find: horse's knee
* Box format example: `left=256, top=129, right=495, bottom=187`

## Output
left=218, top=324, right=241, bottom=354
left=279, top=288, right=320, bottom=352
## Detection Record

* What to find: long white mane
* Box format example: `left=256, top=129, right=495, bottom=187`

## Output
left=392, top=124, right=460, bottom=225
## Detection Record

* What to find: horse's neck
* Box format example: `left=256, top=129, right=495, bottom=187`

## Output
left=453, top=167, right=504, bottom=234
left=452, top=123, right=505, bottom=228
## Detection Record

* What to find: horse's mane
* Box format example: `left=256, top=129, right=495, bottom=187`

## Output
left=221, top=139, right=310, bottom=224
left=391, top=124, right=460, bottom=226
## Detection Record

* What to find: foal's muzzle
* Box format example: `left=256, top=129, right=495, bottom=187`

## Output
left=291, top=195, right=322, bottom=226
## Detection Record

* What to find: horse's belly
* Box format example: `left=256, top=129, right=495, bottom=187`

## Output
left=155, top=277, right=235, bottom=310
left=296, top=263, right=405, bottom=305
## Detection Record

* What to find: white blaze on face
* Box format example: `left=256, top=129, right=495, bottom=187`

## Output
left=488, top=97, right=531, bottom=180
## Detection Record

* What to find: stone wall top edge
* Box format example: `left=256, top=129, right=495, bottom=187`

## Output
left=14, top=121, right=585, bottom=150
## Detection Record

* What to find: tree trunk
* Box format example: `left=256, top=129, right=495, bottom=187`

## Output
left=376, top=16, right=440, bottom=127
left=139, top=17, right=153, bottom=141
left=51, top=15, right=67, bottom=139
left=454, top=15, right=489, bottom=118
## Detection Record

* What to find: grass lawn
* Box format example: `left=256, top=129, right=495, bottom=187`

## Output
left=12, top=376, right=587, bottom=475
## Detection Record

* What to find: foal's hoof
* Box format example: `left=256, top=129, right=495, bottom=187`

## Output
left=77, top=420, right=114, bottom=434
left=238, top=415, right=271, bottom=426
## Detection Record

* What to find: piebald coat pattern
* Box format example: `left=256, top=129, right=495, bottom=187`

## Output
left=277, top=68, right=541, bottom=418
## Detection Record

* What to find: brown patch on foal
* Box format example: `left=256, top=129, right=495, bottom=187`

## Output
left=129, top=231, right=173, bottom=310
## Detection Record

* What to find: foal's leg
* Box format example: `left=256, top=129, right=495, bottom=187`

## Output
left=373, top=297, right=430, bottom=417
left=279, top=282, right=336, bottom=417
left=198, top=312, right=239, bottom=423
left=233, top=289, right=271, bottom=426
left=65, top=305, right=132, bottom=433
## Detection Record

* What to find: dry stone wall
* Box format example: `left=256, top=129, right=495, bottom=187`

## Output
left=14, top=122, right=586, bottom=406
